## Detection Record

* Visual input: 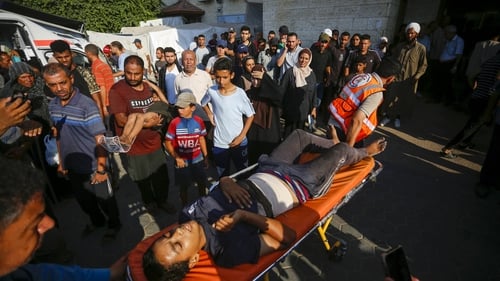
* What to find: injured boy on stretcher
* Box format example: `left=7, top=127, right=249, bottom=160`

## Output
left=143, top=129, right=387, bottom=281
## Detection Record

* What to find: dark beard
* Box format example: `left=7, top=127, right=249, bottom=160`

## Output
left=125, top=78, right=142, bottom=87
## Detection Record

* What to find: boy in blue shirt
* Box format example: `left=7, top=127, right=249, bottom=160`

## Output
left=165, top=92, right=209, bottom=206
left=201, top=57, right=255, bottom=177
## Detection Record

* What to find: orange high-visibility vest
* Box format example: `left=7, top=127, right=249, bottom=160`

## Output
left=328, top=73, right=385, bottom=142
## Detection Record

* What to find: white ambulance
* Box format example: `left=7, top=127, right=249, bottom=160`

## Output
left=0, top=3, right=106, bottom=68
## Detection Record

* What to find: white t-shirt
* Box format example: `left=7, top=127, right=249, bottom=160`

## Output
left=201, top=86, right=255, bottom=148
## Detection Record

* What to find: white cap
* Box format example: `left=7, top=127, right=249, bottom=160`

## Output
left=322, top=28, right=333, bottom=37
left=406, top=22, right=421, bottom=34
left=380, top=36, right=389, bottom=43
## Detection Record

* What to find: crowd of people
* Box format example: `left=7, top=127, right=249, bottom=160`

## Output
left=0, top=19, right=499, bottom=281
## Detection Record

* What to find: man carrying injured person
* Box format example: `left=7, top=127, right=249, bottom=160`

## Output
left=143, top=128, right=387, bottom=281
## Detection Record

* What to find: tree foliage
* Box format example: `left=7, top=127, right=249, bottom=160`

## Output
left=13, top=0, right=163, bottom=32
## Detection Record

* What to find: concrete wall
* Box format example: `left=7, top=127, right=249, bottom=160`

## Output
left=263, top=0, right=401, bottom=47
left=162, top=0, right=440, bottom=47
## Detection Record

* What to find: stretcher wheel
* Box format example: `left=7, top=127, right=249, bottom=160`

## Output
left=328, top=239, right=347, bottom=261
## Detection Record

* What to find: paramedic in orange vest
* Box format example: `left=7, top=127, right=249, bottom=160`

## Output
left=328, top=57, right=402, bottom=147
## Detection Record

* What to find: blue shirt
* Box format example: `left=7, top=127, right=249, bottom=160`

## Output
left=440, top=35, right=464, bottom=62
left=0, top=264, right=109, bottom=281
left=179, top=187, right=261, bottom=267
left=49, top=89, right=106, bottom=174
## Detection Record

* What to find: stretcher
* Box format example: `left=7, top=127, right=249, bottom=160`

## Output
left=127, top=154, right=382, bottom=281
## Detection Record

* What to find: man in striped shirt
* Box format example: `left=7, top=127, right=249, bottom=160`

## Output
left=45, top=63, right=121, bottom=240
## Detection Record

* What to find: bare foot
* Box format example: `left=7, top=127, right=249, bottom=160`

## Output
left=119, top=135, right=132, bottom=146
left=366, top=138, right=387, bottom=156
left=328, top=125, right=340, bottom=145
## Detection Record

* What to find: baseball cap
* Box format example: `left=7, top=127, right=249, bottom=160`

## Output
left=217, top=39, right=227, bottom=48
left=237, top=44, right=249, bottom=54
left=322, top=28, right=333, bottom=37
left=133, top=38, right=141, bottom=44
left=380, top=36, right=389, bottom=43
left=103, top=44, right=111, bottom=54
left=319, top=33, right=330, bottom=42
left=175, top=92, right=197, bottom=108
left=228, top=27, right=235, bottom=33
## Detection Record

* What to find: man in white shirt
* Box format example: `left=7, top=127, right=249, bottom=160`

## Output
left=133, top=38, right=153, bottom=77
left=276, top=32, right=303, bottom=81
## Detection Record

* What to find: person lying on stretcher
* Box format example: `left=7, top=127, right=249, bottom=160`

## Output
left=143, top=128, right=387, bottom=281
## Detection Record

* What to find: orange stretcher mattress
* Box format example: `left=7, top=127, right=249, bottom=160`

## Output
left=127, top=156, right=377, bottom=281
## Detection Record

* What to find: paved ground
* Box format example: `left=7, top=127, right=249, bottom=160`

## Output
left=49, top=97, right=500, bottom=281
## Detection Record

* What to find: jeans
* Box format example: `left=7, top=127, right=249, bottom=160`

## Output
left=213, top=138, right=249, bottom=178
left=257, top=129, right=369, bottom=198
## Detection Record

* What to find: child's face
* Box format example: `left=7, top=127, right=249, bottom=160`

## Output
left=214, top=69, right=234, bottom=89
left=177, top=104, right=195, bottom=118
left=355, top=62, right=367, bottom=74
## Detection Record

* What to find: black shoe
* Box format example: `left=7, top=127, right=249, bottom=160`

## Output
left=158, top=201, right=177, bottom=214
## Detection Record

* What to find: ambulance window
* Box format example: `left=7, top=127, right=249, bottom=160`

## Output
left=73, top=51, right=90, bottom=68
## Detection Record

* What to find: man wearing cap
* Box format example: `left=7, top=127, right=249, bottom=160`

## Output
left=133, top=38, right=153, bottom=78
left=225, top=27, right=238, bottom=60
left=276, top=32, right=303, bottom=82
left=379, top=22, right=427, bottom=128
left=205, top=40, right=229, bottom=74
left=233, top=44, right=250, bottom=85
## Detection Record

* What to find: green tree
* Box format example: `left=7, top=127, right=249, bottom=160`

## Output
left=13, top=0, right=163, bottom=32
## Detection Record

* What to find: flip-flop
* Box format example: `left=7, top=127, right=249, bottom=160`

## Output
left=99, top=136, right=130, bottom=153
left=440, top=150, right=457, bottom=159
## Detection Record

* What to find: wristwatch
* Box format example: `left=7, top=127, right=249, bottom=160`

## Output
left=96, top=170, right=107, bottom=175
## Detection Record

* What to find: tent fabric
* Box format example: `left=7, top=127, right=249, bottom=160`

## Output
left=88, top=23, right=228, bottom=63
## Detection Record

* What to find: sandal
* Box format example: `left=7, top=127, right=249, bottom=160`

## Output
left=440, top=150, right=457, bottom=159
left=99, top=136, right=131, bottom=153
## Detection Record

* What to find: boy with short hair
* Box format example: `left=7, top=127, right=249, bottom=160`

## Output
left=165, top=92, right=209, bottom=206
left=201, top=57, right=255, bottom=177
